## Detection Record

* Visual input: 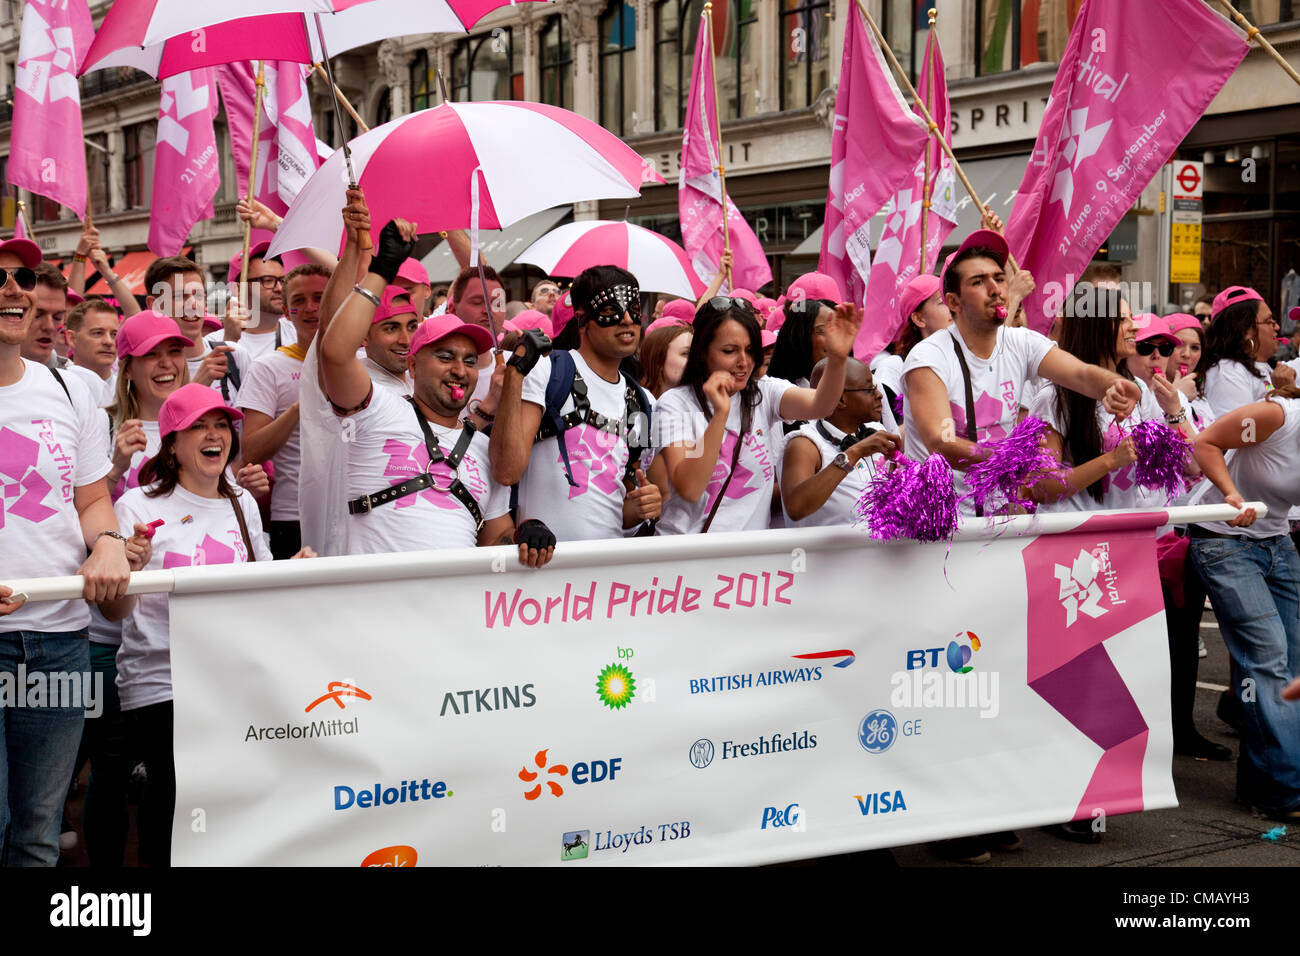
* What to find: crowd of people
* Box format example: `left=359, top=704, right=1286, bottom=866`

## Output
left=1, top=187, right=1298, bottom=868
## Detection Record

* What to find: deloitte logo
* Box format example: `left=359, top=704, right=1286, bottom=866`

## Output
left=596, top=662, right=635, bottom=710
left=689, top=738, right=715, bottom=768
left=858, top=709, right=897, bottom=754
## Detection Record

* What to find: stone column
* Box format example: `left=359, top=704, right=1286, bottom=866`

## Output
left=106, top=127, right=126, bottom=213
left=566, top=0, right=606, bottom=121
left=377, top=40, right=415, bottom=117
left=633, top=0, right=655, bottom=133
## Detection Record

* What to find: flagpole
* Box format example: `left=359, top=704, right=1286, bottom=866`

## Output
left=1216, top=0, right=1300, bottom=87
left=15, top=198, right=33, bottom=239
left=703, top=3, right=732, bottom=284
left=851, top=0, right=1019, bottom=270
left=919, top=9, right=936, bottom=271
left=312, top=64, right=370, bottom=132
left=239, top=60, right=267, bottom=310
left=311, top=14, right=372, bottom=251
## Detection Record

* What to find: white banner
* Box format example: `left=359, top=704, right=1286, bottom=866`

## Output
left=157, top=509, right=1185, bottom=866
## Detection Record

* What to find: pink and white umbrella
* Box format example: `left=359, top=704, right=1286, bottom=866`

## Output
left=266, top=101, right=664, bottom=258
left=518, top=220, right=704, bottom=299
left=82, top=0, right=547, bottom=78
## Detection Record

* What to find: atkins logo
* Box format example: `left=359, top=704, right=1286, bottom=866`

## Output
left=1054, top=544, right=1124, bottom=627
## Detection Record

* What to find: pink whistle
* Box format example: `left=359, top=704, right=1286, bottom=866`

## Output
left=994, top=305, right=1008, bottom=320
left=143, top=519, right=165, bottom=539
left=1178, top=364, right=1188, bottom=377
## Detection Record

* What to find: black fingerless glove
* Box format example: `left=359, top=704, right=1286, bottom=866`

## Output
left=368, top=220, right=415, bottom=284
left=506, top=329, right=553, bottom=376
left=513, top=519, right=556, bottom=551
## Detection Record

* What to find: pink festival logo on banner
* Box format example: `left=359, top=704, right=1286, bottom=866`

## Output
left=819, top=3, right=927, bottom=314
left=149, top=70, right=222, bottom=257
left=9, top=0, right=94, bottom=218
left=1004, top=0, right=1248, bottom=333
left=1021, top=513, right=1166, bottom=819
left=678, top=10, right=772, bottom=293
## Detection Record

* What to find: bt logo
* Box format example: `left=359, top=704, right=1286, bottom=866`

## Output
left=760, top=803, right=802, bottom=830
left=905, top=631, right=982, bottom=673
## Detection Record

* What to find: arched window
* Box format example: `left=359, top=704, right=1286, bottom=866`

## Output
left=450, top=29, right=521, bottom=102
left=655, top=0, right=758, bottom=131
left=599, top=0, right=637, bottom=135
left=779, top=0, right=829, bottom=110
left=540, top=16, right=573, bottom=108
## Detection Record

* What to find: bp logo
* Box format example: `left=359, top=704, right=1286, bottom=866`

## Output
left=596, top=662, right=635, bottom=710
left=858, top=709, right=897, bottom=754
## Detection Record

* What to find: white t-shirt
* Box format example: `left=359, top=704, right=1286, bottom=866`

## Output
left=188, top=338, right=252, bottom=409
left=870, top=351, right=904, bottom=400
left=654, top=376, right=794, bottom=535
left=1200, top=397, right=1300, bottom=538
left=114, top=483, right=270, bottom=710
left=344, top=385, right=507, bottom=555
left=0, top=360, right=112, bottom=633
left=66, top=363, right=115, bottom=408
left=1029, top=379, right=1173, bottom=513
left=239, top=350, right=304, bottom=522
left=902, top=324, right=1056, bottom=513
left=209, top=318, right=297, bottom=363
left=781, top=420, right=885, bottom=529
left=1203, top=359, right=1270, bottom=418
left=517, top=352, right=653, bottom=542
left=363, top=356, right=413, bottom=397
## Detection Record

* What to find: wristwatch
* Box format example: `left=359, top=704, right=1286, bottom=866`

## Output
left=832, top=451, right=853, bottom=473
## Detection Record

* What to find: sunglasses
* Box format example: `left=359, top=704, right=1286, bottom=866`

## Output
left=1135, top=340, right=1175, bottom=357
left=709, top=296, right=756, bottom=313
left=590, top=308, right=637, bottom=328
left=0, top=267, right=36, bottom=291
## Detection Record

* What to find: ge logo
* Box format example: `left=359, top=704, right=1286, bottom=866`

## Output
left=491, top=28, right=507, bottom=54
left=689, top=738, right=714, bottom=769
left=858, top=709, right=897, bottom=754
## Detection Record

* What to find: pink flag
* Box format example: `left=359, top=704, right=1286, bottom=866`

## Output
left=149, top=70, right=222, bottom=257
left=9, top=0, right=95, bottom=218
left=678, top=10, right=772, bottom=292
left=819, top=3, right=928, bottom=310
left=1005, top=0, right=1247, bottom=333
left=854, top=26, right=959, bottom=359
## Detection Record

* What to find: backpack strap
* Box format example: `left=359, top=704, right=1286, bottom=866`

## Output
left=534, top=350, right=580, bottom=488
left=49, top=365, right=73, bottom=404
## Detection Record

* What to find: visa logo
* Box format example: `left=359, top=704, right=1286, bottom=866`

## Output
left=854, top=790, right=907, bottom=815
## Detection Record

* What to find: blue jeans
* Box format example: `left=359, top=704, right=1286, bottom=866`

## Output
left=1191, top=536, right=1300, bottom=814
left=0, top=629, right=89, bottom=866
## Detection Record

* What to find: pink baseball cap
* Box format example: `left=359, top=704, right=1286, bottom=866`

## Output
left=1133, top=313, right=1177, bottom=343
left=660, top=299, right=696, bottom=323
left=409, top=314, right=494, bottom=357
left=0, top=237, right=41, bottom=268
left=159, top=383, right=243, bottom=439
left=202, top=314, right=223, bottom=333
left=1165, top=313, right=1202, bottom=335
left=755, top=296, right=778, bottom=322
left=898, top=274, right=942, bottom=323
left=550, top=290, right=575, bottom=338
left=786, top=272, right=843, bottom=305
left=372, top=286, right=417, bottom=324
left=1210, top=285, right=1264, bottom=319
left=227, top=240, right=274, bottom=283
left=503, top=309, right=553, bottom=336
left=767, top=307, right=787, bottom=334
left=66, top=289, right=85, bottom=307
left=729, top=287, right=757, bottom=304
left=396, top=257, right=430, bottom=285
left=116, top=311, right=194, bottom=358
left=940, top=229, right=1009, bottom=286
left=645, top=315, right=692, bottom=334
left=761, top=329, right=778, bottom=349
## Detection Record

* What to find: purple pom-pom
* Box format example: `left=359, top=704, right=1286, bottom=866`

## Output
left=855, top=452, right=959, bottom=542
left=1130, top=419, right=1191, bottom=498
left=962, top=416, right=1063, bottom=515
left=891, top=391, right=905, bottom=420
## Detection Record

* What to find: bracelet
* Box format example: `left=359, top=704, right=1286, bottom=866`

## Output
left=352, top=284, right=381, bottom=308
left=105, top=272, right=121, bottom=283
left=1165, top=410, right=1188, bottom=425
left=72, top=253, right=88, bottom=263
left=95, top=530, right=127, bottom=545
left=468, top=399, right=494, bottom=422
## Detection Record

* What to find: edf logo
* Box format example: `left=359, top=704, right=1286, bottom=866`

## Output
left=571, top=758, right=622, bottom=784
left=761, top=803, right=801, bottom=830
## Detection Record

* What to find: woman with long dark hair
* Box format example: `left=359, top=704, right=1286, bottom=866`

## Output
left=653, top=297, right=859, bottom=534
left=1202, top=287, right=1288, bottom=417
left=766, top=298, right=833, bottom=386
left=101, top=385, right=312, bottom=865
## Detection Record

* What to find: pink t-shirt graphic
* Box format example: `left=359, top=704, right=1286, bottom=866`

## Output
left=0, top=425, right=59, bottom=525
left=560, top=424, right=626, bottom=500
left=380, top=437, right=491, bottom=512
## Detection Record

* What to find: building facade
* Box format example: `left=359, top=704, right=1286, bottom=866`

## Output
left=0, top=0, right=1296, bottom=308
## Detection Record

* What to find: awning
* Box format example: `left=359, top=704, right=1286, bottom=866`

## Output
left=788, top=154, right=1031, bottom=259
left=84, top=247, right=192, bottom=296
left=420, top=208, right=572, bottom=285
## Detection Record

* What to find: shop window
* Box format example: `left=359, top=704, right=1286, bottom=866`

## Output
left=540, top=16, right=573, bottom=109
left=975, top=0, right=1078, bottom=76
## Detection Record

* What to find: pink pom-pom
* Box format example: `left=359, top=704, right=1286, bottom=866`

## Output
left=962, top=416, right=1062, bottom=515
left=1130, top=419, right=1191, bottom=498
left=856, top=452, right=959, bottom=542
